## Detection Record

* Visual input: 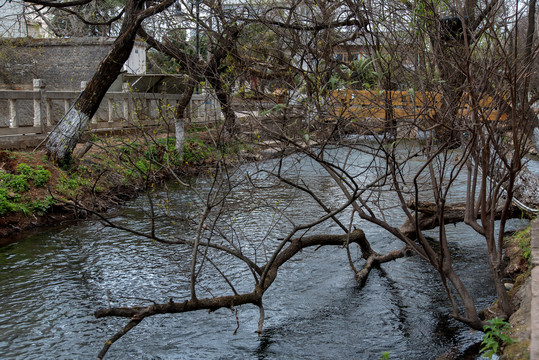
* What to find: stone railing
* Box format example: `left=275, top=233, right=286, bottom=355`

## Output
left=0, top=79, right=222, bottom=147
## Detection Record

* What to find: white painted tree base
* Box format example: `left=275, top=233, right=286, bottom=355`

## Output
left=46, top=108, right=90, bottom=163
left=175, top=117, right=185, bottom=162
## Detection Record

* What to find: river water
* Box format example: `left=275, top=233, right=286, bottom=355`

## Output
left=0, top=146, right=529, bottom=359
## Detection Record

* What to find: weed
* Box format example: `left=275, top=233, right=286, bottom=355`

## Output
left=514, top=225, right=532, bottom=263
left=32, top=196, right=56, bottom=215
left=9, top=174, right=30, bottom=192
left=481, top=318, right=514, bottom=359
left=135, top=158, right=151, bottom=174
left=33, top=166, right=51, bottom=187
left=17, top=163, right=33, bottom=177
left=0, top=189, right=13, bottom=214
left=56, top=173, right=88, bottom=197
left=184, top=137, right=214, bottom=164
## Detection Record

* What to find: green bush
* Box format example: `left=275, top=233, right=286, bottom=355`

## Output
left=514, top=225, right=532, bottom=262
left=135, top=158, right=151, bottom=174
left=16, top=163, right=33, bottom=177
left=184, top=138, right=214, bottom=164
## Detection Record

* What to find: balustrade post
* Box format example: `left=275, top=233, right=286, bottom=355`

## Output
left=122, top=83, right=130, bottom=125
left=33, top=79, right=46, bottom=132
left=64, top=99, right=71, bottom=118
left=46, top=97, right=52, bottom=128
left=9, top=99, right=17, bottom=128
left=81, top=81, right=98, bottom=125
left=108, top=97, right=114, bottom=123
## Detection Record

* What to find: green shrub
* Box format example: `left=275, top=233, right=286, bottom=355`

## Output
left=17, top=163, right=33, bottom=177
left=135, top=158, right=151, bottom=174
left=14, top=163, right=52, bottom=188
left=184, top=138, right=213, bottom=164
left=0, top=171, right=12, bottom=186
left=514, top=226, right=532, bottom=262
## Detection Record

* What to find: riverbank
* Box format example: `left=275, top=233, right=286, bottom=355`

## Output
left=0, top=127, right=249, bottom=244
left=497, top=218, right=539, bottom=360
left=499, top=223, right=534, bottom=359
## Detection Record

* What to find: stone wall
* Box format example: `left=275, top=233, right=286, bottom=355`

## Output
left=0, top=37, right=114, bottom=91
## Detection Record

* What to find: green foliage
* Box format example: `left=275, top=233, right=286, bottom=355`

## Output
left=31, top=196, right=57, bottom=216
left=184, top=137, right=214, bottom=164
left=0, top=163, right=54, bottom=216
left=351, top=58, right=378, bottom=89
left=513, top=225, right=532, bottom=262
left=135, top=158, right=151, bottom=174
left=56, top=173, right=89, bottom=198
left=0, top=163, right=52, bottom=195
left=7, top=174, right=30, bottom=192
left=147, top=28, right=209, bottom=74
left=380, top=351, right=390, bottom=360
left=31, top=166, right=51, bottom=187
left=0, top=188, right=13, bottom=214
left=481, top=318, right=514, bottom=359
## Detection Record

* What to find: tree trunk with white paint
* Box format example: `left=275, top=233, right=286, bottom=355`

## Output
left=175, top=117, right=185, bottom=161
left=46, top=108, right=91, bottom=163
left=45, top=0, right=174, bottom=164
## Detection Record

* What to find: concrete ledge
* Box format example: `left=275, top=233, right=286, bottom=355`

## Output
left=0, top=134, right=46, bottom=150
left=531, top=219, right=539, bottom=359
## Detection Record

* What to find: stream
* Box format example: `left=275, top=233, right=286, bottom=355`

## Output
left=0, top=145, right=530, bottom=359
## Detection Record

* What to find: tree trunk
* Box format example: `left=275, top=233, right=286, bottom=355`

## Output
left=45, top=0, right=146, bottom=164
left=174, top=118, right=185, bottom=161
left=173, top=79, right=197, bottom=160
left=207, top=75, right=237, bottom=135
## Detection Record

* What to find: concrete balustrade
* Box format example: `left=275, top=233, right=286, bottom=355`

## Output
left=0, top=79, right=222, bottom=149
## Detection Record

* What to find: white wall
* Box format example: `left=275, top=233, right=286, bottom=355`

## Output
left=123, top=42, right=147, bottom=75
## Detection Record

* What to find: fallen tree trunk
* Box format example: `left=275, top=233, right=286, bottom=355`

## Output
left=93, top=227, right=408, bottom=359
left=399, top=201, right=532, bottom=239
